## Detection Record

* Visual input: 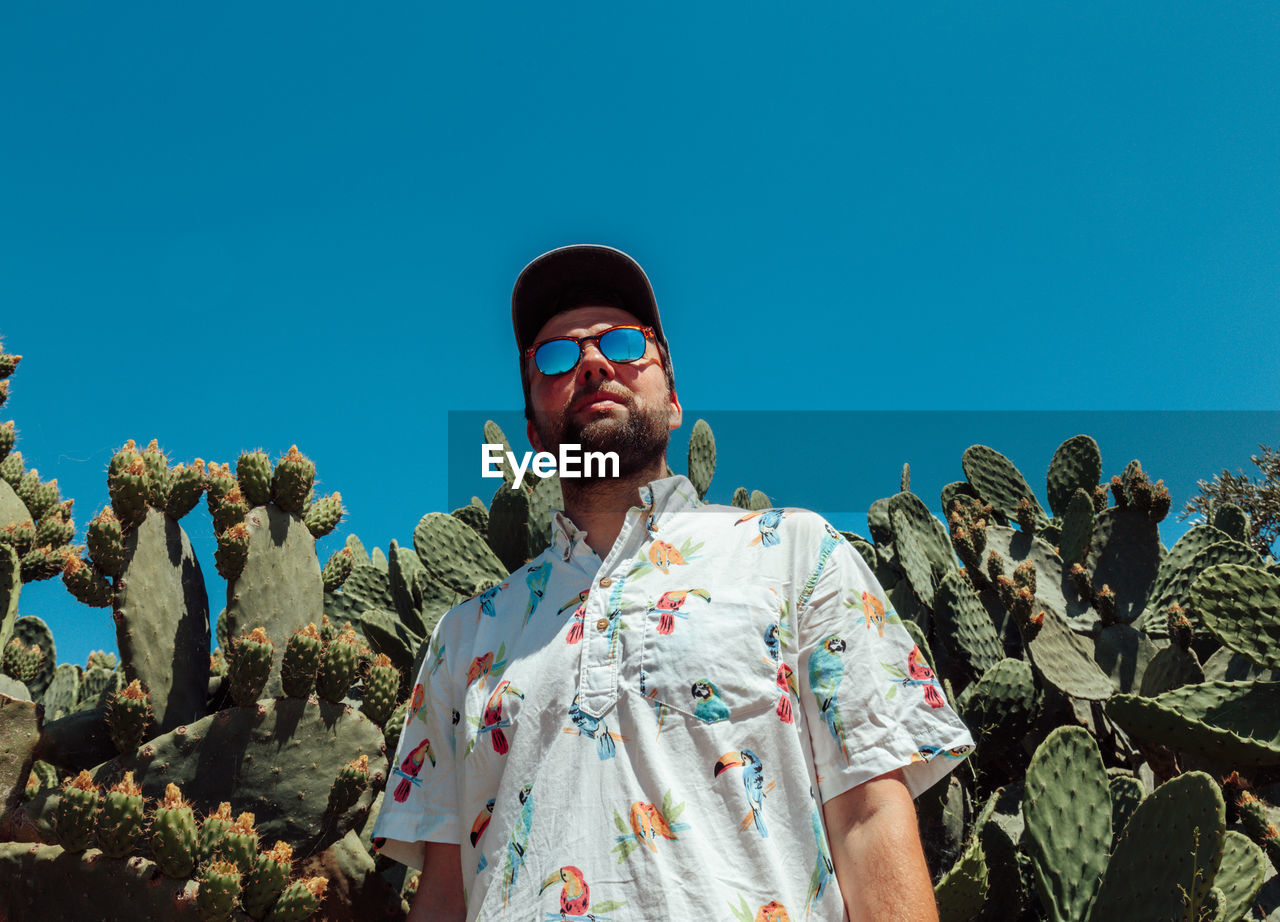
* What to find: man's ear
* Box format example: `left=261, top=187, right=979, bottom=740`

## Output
left=526, top=419, right=545, bottom=453
left=667, top=387, right=683, bottom=431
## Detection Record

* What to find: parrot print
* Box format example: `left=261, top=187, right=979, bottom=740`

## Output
left=370, top=474, right=975, bottom=922
left=734, top=508, right=792, bottom=548
left=806, top=792, right=834, bottom=915
left=565, top=693, right=624, bottom=760
left=808, top=635, right=850, bottom=758
left=775, top=663, right=798, bottom=724
left=477, top=582, right=508, bottom=619
left=471, top=680, right=523, bottom=756
left=465, top=642, right=507, bottom=693
left=881, top=645, right=946, bottom=708
left=612, top=789, right=690, bottom=861
left=391, top=737, right=436, bottom=803
left=650, top=587, right=711, bottom=634
left=715, top=749, right=772, bottom=838
left=648, top=539, right=687, bottom=574
left=501, top=783, right=534, bottom=906
left=860, top=591, right=886, bottom=636
left=540, top=865, right=590, bottom=917
left=523, top=561, right=552, bottom=625
left=691, top=679, right=731, bottom=722
left=470, top=797, right=495, bottom=847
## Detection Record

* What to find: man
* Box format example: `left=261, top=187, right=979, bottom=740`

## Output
left=373, top=245, right=974, bottom=922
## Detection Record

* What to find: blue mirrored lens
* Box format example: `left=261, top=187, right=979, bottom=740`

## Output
left=534, top=338, right=581, bottom=375
left=599, top=327, right=647, bottom=362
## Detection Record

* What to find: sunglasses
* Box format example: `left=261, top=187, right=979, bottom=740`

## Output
left=525, top=324, right=657, bottom=376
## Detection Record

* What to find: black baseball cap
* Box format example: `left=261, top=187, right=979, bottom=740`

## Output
left=511, top=245, right=672, bottom=377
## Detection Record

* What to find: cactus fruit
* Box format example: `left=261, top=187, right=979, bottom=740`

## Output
left=196, top=858, right=243, bottom=921
left=151, top=782, right=200, bottom=878
left=360, top=654, right=399, bottom=726
left=280, top=622, right=323, bottom=699
left=86, top=505, right=125, bottom=578
left=108, top=455, right=149, bottom=530
left=320, top=548, right=354, bottom=593
left=1236, top=791, right=1280, bottom=870
left=199, top=803, right=235, bottom=867
left=303, top=492, right=343, bottom=538
left=264, top=876, right=326, bottom=922
left=1167, top=603, right=1194, bottom=651
left=215, top=522, right=251, bottom=580
left=107, top=679, right=153, bottom=753
left=316, top=626, right=360, bottom=703
left=243, top=841, right=293, bottom=919
left=327, top=754, right=369, bottom=817
left=271, top=446, right=315, bottom=517
left=212, top=484, right=249, bottom=535
left=218, top=812, right=260, bottom=874
left=228, top=628, right=274, bottom=706
left=94, top=771, right=145, bottom=858
left=237, top=450, right=274, bottom=508
left=55, top=770, right=100, bottom=853
left=165, top=459, right=207, bottom=520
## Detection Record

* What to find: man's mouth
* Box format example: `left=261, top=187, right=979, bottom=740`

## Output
left=573, top=393, right=627, bottom=413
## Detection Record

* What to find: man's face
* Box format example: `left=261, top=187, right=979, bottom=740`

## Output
left=525, top=306, right=681, bottom=479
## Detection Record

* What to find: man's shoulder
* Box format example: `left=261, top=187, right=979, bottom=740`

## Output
left=685, top=500, right=836, bottom=537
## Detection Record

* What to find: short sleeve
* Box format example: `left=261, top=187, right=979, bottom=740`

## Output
left=371, top=615, right=463, bottom=870
left=797, top=526, right=974, bottom=802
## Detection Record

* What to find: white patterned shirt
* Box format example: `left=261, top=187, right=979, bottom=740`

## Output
left=373, top=474, right=974, bottom=922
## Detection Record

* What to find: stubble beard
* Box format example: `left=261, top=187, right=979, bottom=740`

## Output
left=534, top=392, right=671, bottom=481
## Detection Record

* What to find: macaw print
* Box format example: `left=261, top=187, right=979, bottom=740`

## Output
left=806, top=792, right=834, bottom=916
left=523, top=561, right=552, bottom=626
left=501, top=783, right=534, bottom=907
left=611, top=789, right=690, bottom=861
left=467, top=680, right=524, bottom=756
left=714, top=749, right=773, bottom=838
left=650, top=588, right=711, bottom=635
left=476, top=581, right=509, bottom=619
left=465, top=642, right=507, bottom=694
left=775, top=663, right=798, bottom=724
left=880, top=645, right=945, bottom=708
left=808, top=635, right=850, bottom=759
left=734, top=508, right=793, bottom=548
left=564, top=693, right=626, bottom=760
left=796, top=524, right=844, bottom=611
left=470, top=797, right=495, bottom=847
left=912, top=743, right=974, bottom=764
left=391, top=737, right=436, bottom=803
left=427, top=637, right=446, bottom=679
left=408, top=682, right=425, bottom=722
left=690, top=679, right=730, bottom=722
left=764, top=622, right=781, bottom=662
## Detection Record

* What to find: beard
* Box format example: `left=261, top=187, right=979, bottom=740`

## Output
left=533, top=389, right=671, bottom=480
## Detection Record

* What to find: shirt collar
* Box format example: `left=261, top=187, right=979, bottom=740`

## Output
left=549, top=473, right=703, bottom=563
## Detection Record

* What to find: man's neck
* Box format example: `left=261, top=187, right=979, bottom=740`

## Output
left=560, top=461, right=669, bottom=560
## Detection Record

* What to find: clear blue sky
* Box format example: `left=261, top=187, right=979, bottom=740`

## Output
left=3, top=3, right=1279, bottom=667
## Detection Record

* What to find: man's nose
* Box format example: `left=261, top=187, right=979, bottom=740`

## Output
left=576, top=340, right=615, bottom=380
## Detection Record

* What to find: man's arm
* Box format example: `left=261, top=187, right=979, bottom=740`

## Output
left=406, top=842, right=466, bottom=922
left=821, top=768, right=939, bottom=922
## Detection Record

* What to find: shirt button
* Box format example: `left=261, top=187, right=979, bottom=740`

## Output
left=599, top=577, right=613, bottom=588
left=595, top=618, right=609, bottom=631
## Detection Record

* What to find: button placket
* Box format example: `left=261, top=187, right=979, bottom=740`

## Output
left=576, top=508, right=642, bottom=719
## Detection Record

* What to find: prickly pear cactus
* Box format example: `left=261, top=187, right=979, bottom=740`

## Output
left=216, top=447, right=340, bottom=698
